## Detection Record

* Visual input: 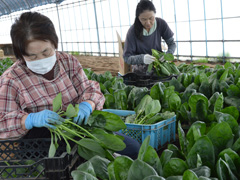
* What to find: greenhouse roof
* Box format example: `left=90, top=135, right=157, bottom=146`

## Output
left=0, top=0, right=65, bottom=17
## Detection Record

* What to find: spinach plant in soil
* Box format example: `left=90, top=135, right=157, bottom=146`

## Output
left=70, top=119, right=240, bottom=180
left=49, top=93, right=127, bottom=161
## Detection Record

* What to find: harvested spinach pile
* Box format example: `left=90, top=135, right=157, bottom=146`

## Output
left=122, top=94, right=175, bottom=125
left=49, top=93, right=127, bottom=161
left=147, top=49, right=180, bottom=76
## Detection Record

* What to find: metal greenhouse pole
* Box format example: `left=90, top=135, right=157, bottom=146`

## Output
left=187, top=0, right=193, bottom=61
left=173, top=0, right=179, bottom=59
left=72, top=2, right=80, bottom=52
left=93, top=0, right=101, bottom=56
left=78, top=1, right=86, bottom=55
left=85, top=1, right=93, bottom=55
left=127, top=0, right=131, bottom=25
left=117, top=0, right=122, bottom=38
left=220, top=0, right=225, bottom=62
left=100, top=0, right=107, bottom=55
left=202, top=0, right=208, bottom=57
left=108, top=0, right=115, bottom=56
left=56, top=3, right=63, bottom=51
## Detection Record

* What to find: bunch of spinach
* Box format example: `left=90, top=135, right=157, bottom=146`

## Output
left=120, top=93, right=175, bottom=125
left=147, top=49, right=180, bottom=76
left=49, top=93, right=127, bottom=161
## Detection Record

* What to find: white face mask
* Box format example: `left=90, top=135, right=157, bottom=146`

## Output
left=25, top=53, right=57, bottom=75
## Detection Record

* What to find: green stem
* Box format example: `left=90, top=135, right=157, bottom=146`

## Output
left=64, top=119, right=99, bottom=141
left=138, top=116, right=147, bottom=124
left=60, top=125, right=84, bottom=139
left=134, top=111, right=143, bottom=124
left=57, top=129, right=71, bottom=152
left=58, top=130, right=82, bottom=146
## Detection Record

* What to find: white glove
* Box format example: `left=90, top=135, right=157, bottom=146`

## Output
left=143, top=54, right=155, bottom=64
left=159, top=55, right=166, bottom=62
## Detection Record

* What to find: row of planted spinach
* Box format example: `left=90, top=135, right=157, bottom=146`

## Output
left=1, top=57, right=239, bottom=179
left=80, top=61, right=240, bottom=180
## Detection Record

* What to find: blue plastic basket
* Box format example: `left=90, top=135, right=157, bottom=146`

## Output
left=120, top=115, right=176, bottom=151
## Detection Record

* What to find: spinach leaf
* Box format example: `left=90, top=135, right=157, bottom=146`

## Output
left=220, top=106, right=239, bottom=122
left=91, top=128, right=126, bottom=151
left=89, top=155, right=110, bottom=180
left=186, top=136, right=215, bottom=169
left=114, top=89, right=128, bottom=110
left=127, top=159, right=158, bottom=180
left=88, top=110, right=127, bottom=131
left=113, top=156, right=133, bottom=180
left=182, top=170, right=198, bottom=180
left=214, top=111, right=239, bottom=138
left=142, top=146, right=163, bottom=176
left=188, top=93, right=208, bottom=119
left=216, top=158, right=238, bottom=180
left=169, top=93, right=181, bottom=112
left=77, top=138, right=106, bottom=160
left=207, top=122, right=233, bottom=156
left=143, top=175, right=165, bottom=180
left=104, top=93, right=115, bottom=109
left=191, top=166, right=211, bottom=178
left=162, top=158, right=188, bottom=178
left=186, top=121, right=206, bottom=153
left=71, top=170, right=98, bottom=180
left=76, top=161, right=96, bottom=176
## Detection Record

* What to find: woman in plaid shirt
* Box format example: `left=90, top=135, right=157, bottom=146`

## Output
left=0, top=12, right=105, bottom=140
left=0, top=12, right=140, bottom=159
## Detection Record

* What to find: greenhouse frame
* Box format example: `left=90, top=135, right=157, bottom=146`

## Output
left=0, top=0, right=239, bottom=61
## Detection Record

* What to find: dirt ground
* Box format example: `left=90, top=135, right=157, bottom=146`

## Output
left=75, top=55, right=217, bottom=76
left=75, top=55, right=120, bottom=76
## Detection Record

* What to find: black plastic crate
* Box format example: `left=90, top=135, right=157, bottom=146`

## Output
left=0, top=138, right=82, bottom=180
left=121, top=72, right=178, bottom=88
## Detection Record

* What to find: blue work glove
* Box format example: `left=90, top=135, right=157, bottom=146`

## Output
left=25, top=110, right=65, bottom=130
left=73, top=102, right=92, bottom=125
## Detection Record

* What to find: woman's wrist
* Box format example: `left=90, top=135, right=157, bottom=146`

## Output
left=85, top=100, right=96, bottom=111
left=21, top=114, right=29, bottom=130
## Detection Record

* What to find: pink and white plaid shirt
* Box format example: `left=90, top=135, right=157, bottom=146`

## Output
left=0, top=51, right=105, bottom=139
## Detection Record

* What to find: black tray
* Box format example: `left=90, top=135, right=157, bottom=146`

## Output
left=122, top=72, right=178, bottom=88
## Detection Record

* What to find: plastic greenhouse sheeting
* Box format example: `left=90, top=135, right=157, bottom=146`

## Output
left=0, top=0, right=65, bottom=16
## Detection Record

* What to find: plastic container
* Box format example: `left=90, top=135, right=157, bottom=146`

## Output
left=0, top=138, right=82, bottom=180
left=106, top=109, right=176, bottom=151
left=119, top=72, right=178, bottom=88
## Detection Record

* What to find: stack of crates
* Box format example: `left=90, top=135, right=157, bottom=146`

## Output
left=0, top=138, right=82, bottom=180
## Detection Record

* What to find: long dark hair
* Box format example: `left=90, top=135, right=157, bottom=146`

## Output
left=10, top=12, right=58, bottom=60
left=134, top=0, right=156, bottom=40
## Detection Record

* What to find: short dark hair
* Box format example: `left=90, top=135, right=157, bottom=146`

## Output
left=10, top=11, right=58, bottom=60
left=134, top=0, right=156, bottom=40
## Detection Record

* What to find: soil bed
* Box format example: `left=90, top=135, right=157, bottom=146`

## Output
left=75, top=55, right=219, bottom=76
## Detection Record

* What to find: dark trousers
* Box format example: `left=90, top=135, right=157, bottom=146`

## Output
left=115, top=131, right=141, bottom=160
